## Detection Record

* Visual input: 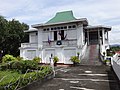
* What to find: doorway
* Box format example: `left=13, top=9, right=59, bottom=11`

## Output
left=89, top=31, right=98, bottom=44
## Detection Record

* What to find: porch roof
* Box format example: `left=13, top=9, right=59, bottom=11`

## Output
left=84, top=25, right=111, bottom=31
left=24, top=28, right=38, bottom=33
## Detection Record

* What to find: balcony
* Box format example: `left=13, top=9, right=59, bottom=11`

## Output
left=43, top=39, right=77, bottom=47
left=21, top=43, right=38, bottom=48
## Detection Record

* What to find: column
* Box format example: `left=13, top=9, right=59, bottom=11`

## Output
left=98, top=29, right=100, bottom=44
left=107, top=31, right=108, bottom=40
left=87, top=30, right=89, bottom=45
left=102, top=29, right=105, bottom=45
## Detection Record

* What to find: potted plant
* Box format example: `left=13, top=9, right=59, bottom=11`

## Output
left=33, top=57, right=41, bottom=63
left=104, top=59, right=110, bottom=66
left=53, top=56, right=59, bottom=66
left=70, top=56, right=80, bottom=66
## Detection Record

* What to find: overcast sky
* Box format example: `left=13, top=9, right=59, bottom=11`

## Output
left=0, top=0, right=120, bottom=44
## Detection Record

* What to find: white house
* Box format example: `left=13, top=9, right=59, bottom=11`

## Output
left=19, top=11, right=111, bottom=64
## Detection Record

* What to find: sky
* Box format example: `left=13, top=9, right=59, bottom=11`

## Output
left=0, top=0, right=120, bottom=44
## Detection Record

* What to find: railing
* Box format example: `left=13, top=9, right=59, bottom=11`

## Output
left=81, top=42, right=87, bottom=59
left=99, top=39, right=105, bottom=62
left=111, top=53, right=120, bottom=80
left=21, top=43, right=38, bottom=48
left=43, top=39, right=77, bottom=47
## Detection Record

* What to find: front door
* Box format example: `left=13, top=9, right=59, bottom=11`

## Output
left=89, top=31, right=98, bottom=44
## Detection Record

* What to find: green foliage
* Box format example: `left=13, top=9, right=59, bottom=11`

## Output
left=0, top=60, right=38, bottom=74
left=110, top=46, right=120, bottom=54
left=2, top=54, right=17, bottom=63
left=0, top=65, right=53, bottom=89
left=53, top=56, right=59, bottom=63
left=70, top=56, right=80, bottom=63
left=103, top=60, right=110, bottom=64
left=16, top=56, right=24, bottom=61
left=33, top=57, right=41, bottom=63
left=0, top=70, right=21, bottom=86
left=0, top=16, right=29, bottom=56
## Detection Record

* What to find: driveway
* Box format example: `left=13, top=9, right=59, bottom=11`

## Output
left=34, top=65, right=120, bottom=90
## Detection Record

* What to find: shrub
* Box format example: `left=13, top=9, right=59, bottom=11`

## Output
left=33, top=57, right=41, bottom=63
left=0, top=60, right=39, bottom=74
left=70, top=56, right=80, bottom=63
left=2, top=54, right=17, bottom=63
left=53, top=56, right=59, bottom=63
left=0, top=63, right=9, bottom=70
left=16, top=56, right=24, bottom=61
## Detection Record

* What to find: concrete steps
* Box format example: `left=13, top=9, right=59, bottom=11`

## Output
left=80, top=44, right=102, bottom=65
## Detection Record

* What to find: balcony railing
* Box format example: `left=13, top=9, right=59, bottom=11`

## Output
left=21, top=43, right=38, bottom=48
left=43, top=39, right=77, bottom=47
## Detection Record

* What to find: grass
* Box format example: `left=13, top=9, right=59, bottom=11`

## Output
left=0, top=66, right=53, bottom=88
left=0, top=70, right=21, bottom=86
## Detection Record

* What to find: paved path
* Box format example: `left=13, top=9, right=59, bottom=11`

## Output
left=34, top=65, right=120, bottom=90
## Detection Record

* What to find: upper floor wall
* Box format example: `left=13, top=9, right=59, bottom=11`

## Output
left=29, top=32, right=38, bottom=43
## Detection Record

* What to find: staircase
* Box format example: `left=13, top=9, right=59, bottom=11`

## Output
left=81, top=44, right=102, bottom=65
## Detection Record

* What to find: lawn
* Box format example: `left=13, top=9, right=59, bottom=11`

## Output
left=0, top=70, right=22, bottom=86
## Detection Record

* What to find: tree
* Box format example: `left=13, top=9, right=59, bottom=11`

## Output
left=0, top=16, right=29, bottom=57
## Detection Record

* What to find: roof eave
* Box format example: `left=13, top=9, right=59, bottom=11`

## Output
left=24, top=29, right=38, bottom=33
left=32, top=18, right=88, bottom=28
left=84, top=25, right=111, bottom=31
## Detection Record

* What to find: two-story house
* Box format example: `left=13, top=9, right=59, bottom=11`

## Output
left=19, top=11, right=111, bottom=64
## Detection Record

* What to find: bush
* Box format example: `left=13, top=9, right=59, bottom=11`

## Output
left=16, top=56, right=24, bottom=61
left=2, top=54, right=17, bottom=63
left=53, top=56, right=59, bottom=63
left=70, top=56, right=80, bottom=63
left=0, top=65, right=53, bottom=89
left=33, top=57, right=41, bottom=63
left=0, top=60, right=39, bottom=74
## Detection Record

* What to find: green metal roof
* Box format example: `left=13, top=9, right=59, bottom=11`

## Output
left=46, top=11, right=76, bottom=24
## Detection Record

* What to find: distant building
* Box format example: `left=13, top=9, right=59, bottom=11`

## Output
left=19, top=11, right=111, bottom=64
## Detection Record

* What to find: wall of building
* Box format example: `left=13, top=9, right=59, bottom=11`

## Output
left=77, top=24, right=84, bottom=47
left=29, top=32, right=38, bottom=43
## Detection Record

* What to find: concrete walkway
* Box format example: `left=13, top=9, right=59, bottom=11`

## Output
left=34, top=65, right=120, bottom=90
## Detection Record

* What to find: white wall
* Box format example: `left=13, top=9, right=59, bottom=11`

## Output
left=67, top=29, right=77, bottom=39
left=38, top=28, right=43, bottom=47
left=29, top=32, right=38, bottom=43
left=42, top=32, right=49, bottom=41
left=77, top=24, right=83, bottom=47
left=64, top=48, right=76, bottom=64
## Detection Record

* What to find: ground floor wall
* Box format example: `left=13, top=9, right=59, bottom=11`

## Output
left=20, top=46, right=83, bottom=64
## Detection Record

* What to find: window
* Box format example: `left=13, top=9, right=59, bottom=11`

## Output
left=61, top=30, right=64, bottom=40
left=57, top=27, right=60, bottom=30
left=43, top=29, right=46, bottom=31
left=68, top=26, right=72, bottom=29
left=51, top=28, right=53, bottom=30
left=36, top=33, right=38, bottom=35
left=54, top=31, right=57, bottom=40
left=72, top=25, right=76, bottom=28
left=54, top=27, right=57, bottom=30
left=64, top=26, right=67, bottom=29
left=61, top=27, right=63, bottom=29
left=47, top=28, right=49, bottom=31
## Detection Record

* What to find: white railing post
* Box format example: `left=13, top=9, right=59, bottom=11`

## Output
left=49, top=54, right=55, bottom=77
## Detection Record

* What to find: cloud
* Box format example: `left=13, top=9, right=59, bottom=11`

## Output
left=0, top=0, right=120, bottom=44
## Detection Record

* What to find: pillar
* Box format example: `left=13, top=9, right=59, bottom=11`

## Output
left=98, top=28, right=100, bottom=44
left=87, top=30, right=89, bottom=45
left=102, top=29, right=105, bottom=45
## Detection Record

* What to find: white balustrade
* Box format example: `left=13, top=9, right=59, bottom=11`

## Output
left=21, top=43, right=38, bottom=48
